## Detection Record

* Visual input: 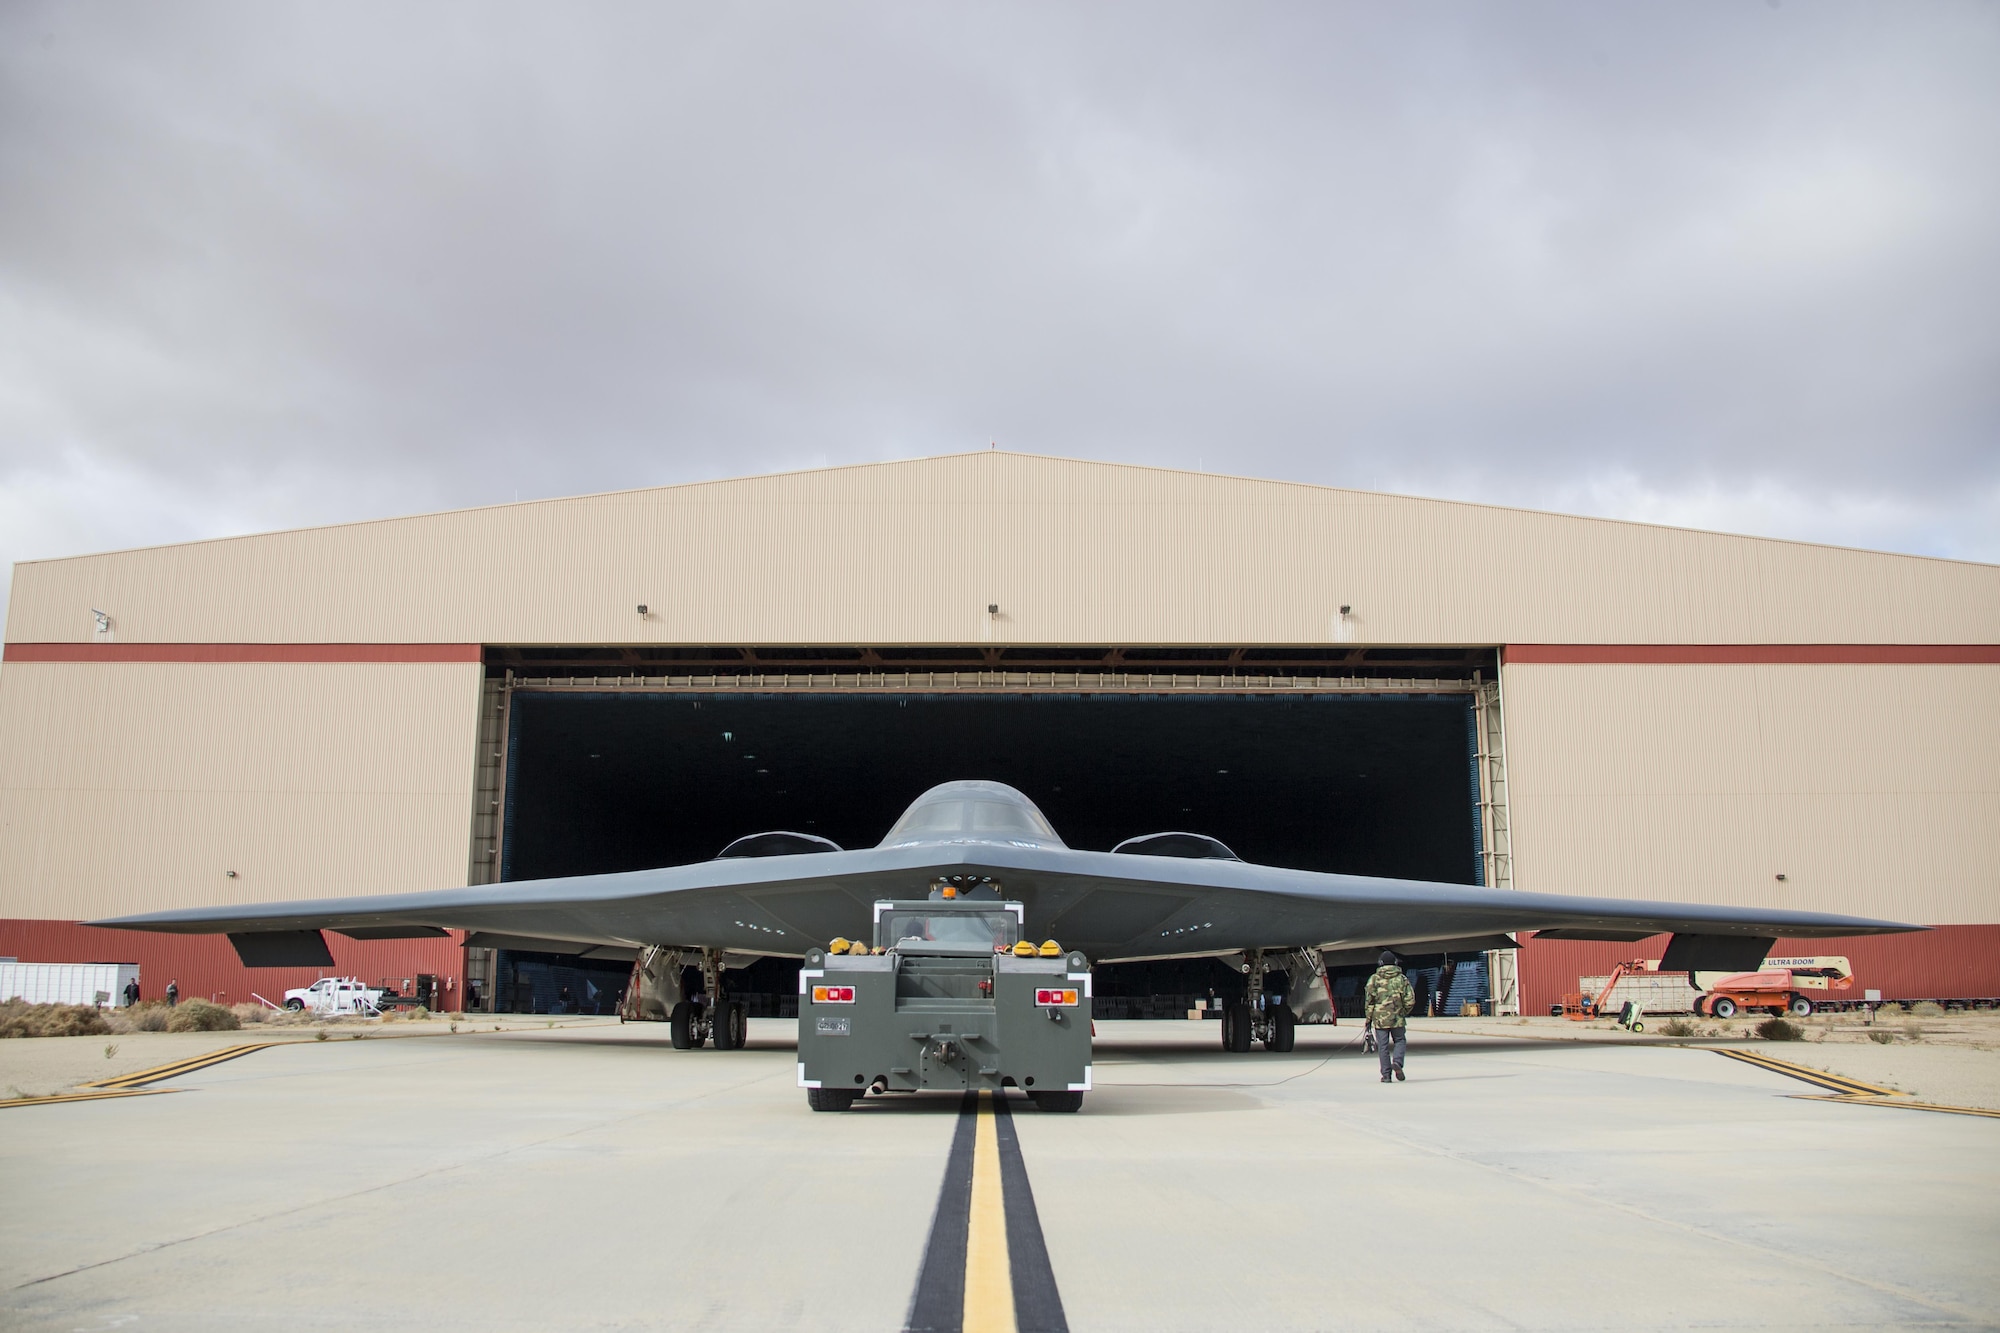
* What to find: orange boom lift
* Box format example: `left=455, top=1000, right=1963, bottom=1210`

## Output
left=1694, top=956, right=1854, bottom=1020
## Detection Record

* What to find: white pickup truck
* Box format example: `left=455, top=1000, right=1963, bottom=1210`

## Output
left=282, top=977, right=385, bottom=1016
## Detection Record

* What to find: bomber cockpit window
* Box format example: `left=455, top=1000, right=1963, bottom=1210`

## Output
left=884, top=796, right=1060, bottom=844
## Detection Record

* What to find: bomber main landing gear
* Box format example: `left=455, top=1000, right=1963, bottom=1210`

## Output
left=669, top=949, right=748, bottom=1049
left=1222, top=951, right=1299, bottom=1053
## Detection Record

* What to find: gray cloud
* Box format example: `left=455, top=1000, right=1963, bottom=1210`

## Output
left=3, top=1, right=1996, bottom=628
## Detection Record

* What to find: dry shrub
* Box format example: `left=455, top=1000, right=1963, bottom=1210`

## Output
left=165, top=998, right=241, bottom=1033
left=1873, top=1002, right=1906, bottom=1019
left=1868, top=1029, right=1896, bottom=1044
left=1902, top=1022, right=1925, bottom=1043
left=1756, top=1017, right=1804, bottom=1041
left=0, top=999, right=112, bottom=1038
left=1656, top=1017, right=1701, bottom=1037
left=230, top=1003, right=271, bottom=1024
left=104, top=1001, right=172, bottom=1033
left=1910, top=1001, right=1946, bottom=1018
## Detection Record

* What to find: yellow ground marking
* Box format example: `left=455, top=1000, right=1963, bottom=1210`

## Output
left=81, top=1042, right=286, bottom=1090
left=963, top=1090, right=1015, bottom=1333
left=1713, top=1049, right=1999, bottom=1118
left=1793, top=1093, right=2000, bottom=1120
left=1710, top=1047, right=1902, bottom=1097
left=0, top=1087, right=177, bottom=1110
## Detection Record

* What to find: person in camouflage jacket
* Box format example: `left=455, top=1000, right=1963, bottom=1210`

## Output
left=1364, top=951, right=1415, bottom=1082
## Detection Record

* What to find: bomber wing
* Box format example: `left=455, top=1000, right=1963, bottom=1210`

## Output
left=94, top=840, right=1919, bottom=969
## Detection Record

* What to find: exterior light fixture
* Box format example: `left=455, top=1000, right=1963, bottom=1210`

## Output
left=636, top=604, right=649, bottom=617
left=1338, top=605, right=1352, bottom=617
left=91, top=608, right=111, bottom=634
left=988, top=604, right=999, bottom=616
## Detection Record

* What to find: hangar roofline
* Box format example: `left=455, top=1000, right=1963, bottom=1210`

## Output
left=10, top=450, right=1996, bottom=572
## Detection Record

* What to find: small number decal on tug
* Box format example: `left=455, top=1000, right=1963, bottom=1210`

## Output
left=1035, top=988, right=1079, bottom=1007
left=812, top=985, right=855, bottom=1004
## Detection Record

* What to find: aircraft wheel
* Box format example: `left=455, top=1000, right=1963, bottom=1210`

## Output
left=807, top=1087, right=857, bottom=1112
left=1789, top=996, right=1814, bottom=1017
left=1267, top=1006, right=1296, bottom=1052
left=1224, top=1003, right=1252, bottom=1052
left=1031, top=1090, right=1083, bottom=1112
left=669, top=1000, right=696, bottom=1049
left=1710, top=996, right=1737, bottom=1019
left=712, top=1002, right=746, bottom=1049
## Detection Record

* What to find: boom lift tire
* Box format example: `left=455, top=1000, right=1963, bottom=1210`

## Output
left=1709, top=996, right=1738, bottom=1019
left=669, top=1000, right=697, bottom=1049
left=807, top=1087, right=857, bottom=1112
left=1267, top=1005, right=1296, bottom=1052
left=1788, top=996, right=1814, bottom=1017
left=1223, top=1003, right=1252, bottom=1052
left=1031, top=1090, right=1084, bottom=1112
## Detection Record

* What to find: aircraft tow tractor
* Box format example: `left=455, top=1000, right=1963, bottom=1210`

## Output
left=795, top=886, right=1092, bottom=1112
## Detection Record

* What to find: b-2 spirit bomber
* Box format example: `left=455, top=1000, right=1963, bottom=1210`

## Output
left=99, top=780, right=1918, bottom=1110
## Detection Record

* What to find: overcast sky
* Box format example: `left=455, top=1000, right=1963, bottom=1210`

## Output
left=3, top=2, right=1996, bottom=627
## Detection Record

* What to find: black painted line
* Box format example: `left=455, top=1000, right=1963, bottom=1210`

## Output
left=904, top=1091, right=980, bottom=1333
left=993, top=1093, right=1069, bottom=1333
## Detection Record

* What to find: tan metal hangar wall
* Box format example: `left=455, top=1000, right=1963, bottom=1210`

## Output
left=8, top=453, right=2000, bottom=648
left=1502, top=661, right=2000, bottom=925
left=0, top=661, right=484, bottom=920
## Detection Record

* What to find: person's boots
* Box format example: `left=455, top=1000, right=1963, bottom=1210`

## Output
left=1394, top=1066, right=1405, bottom=1081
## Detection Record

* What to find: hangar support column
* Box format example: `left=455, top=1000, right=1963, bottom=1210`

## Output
left=462, top=674, right=511, bottom=1013
left=1474, top=674, right=1520, bottom=1015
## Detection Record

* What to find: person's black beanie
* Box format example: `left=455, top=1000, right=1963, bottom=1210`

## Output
left=1380, top=950, right=1397, bottom=966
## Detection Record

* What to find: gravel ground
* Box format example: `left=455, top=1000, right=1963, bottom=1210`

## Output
left=0, top=1014, right=619, bottom=1098
left=11, top=1011, right=1999, bottom=1109
left=1409, top=1012, right=2000, bottom=1110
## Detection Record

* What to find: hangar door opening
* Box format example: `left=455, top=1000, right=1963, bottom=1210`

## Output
left=491, top=687, right=1495, bottom=1015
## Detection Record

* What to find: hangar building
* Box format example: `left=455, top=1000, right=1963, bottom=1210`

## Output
left=2, top=453, right=1995, bottom=1015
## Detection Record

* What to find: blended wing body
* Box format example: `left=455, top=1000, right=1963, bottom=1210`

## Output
left=96, top=780, right=1919, bottom=965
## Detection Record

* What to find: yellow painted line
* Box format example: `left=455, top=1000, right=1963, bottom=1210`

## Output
left=1712, top=1049, right=1998, bottom=1118
left=1709, top=1048, right=1902, bottom=1098
left=962, top=1090, right=1015, bottom=1333
left=1794, top=1094, right=2000, bottom=1120
left=81, top=1041, right=286, bottom=1089
left=0, top=1087, right=178, bottom=1110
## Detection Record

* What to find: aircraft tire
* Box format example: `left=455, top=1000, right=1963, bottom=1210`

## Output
left=1267, top=1006, right=1296, bottom=1052
left=669, top=1000, right=696, bottom=1049
left=1031, top=1090, right=1083, bottom=1112
left=807, top=1087, right=857, bottom=1112
left=1788, top=996, right=1814, bottom=1017
left=1224, top=1003, right=1252, bottom=1052
left=720, top=1001, right=747, bottom=1049
left=1710, top=996, right=1737, bottom=1019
